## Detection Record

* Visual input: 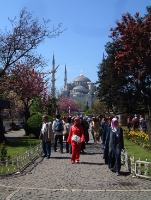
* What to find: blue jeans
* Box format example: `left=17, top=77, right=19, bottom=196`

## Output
left=42, top=141, right=51, bottom=158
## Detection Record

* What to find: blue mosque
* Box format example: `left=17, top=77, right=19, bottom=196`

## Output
left=51, top=55, right=97, bottom=108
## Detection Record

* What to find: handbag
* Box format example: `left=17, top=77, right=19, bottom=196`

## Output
left=71, top=126, right=81, bottom=143
left=72, top=134, right=81, bottom=143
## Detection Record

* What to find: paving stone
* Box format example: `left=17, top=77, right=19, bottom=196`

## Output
left=0, top=130, right=151, bottom=199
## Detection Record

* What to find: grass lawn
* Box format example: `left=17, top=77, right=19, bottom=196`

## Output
left=5, top=135, right=41, bottom=159
left=124, top=138, right=151, bottom=162
left=0, top=135, right=41, bottom=175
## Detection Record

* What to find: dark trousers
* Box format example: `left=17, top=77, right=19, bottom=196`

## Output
left=54, top=135, right=63, bottom=152
left=81, top=142, right=85, bottom=151
left=113, top=145, right=121, bottom=173
left=108, top=144, right=121, bottom=173
left=65, top=142, right=72, bottom=153
left=64, top=134, right=70, bottom=153
left=42, top=141, right=51, bottom=158
left=103, top=142, right=109, bottom=164
left=66, top=142, right=69, bottom=153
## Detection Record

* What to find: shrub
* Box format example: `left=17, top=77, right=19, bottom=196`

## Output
left=0, top=142, right=11, bottom=161
left=27, top=114, right=53, bottom=138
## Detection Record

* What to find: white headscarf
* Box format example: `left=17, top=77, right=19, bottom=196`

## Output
left=111, top=118, right=120, bottom=134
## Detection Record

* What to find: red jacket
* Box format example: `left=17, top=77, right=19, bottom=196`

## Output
left=67, top=124, right=85, bottom=145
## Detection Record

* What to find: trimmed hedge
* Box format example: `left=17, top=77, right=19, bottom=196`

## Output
left=26, top=113, right=53, bottom=138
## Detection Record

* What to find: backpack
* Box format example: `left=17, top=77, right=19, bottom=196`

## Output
left=55, top=120, right=64, bottom=132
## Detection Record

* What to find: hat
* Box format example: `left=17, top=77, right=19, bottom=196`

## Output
left=74, top=117, right=80, bottom=121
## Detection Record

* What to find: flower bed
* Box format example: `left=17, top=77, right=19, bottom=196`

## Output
left=123, top=129, right=150, bottom=150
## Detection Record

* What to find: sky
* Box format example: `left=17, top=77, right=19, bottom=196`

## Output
left=0, top=0, right=150, bottom=91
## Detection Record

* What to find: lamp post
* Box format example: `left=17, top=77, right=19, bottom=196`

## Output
left=69, top=106, right=70, bottom=117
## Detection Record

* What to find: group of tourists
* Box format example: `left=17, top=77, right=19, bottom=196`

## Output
left=39, top=114, right=124, bottom=176
left=127, top=114, right=147, bottom=132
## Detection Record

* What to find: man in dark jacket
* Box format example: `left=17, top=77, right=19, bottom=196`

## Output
left=52, top=114, right=64, bottom=153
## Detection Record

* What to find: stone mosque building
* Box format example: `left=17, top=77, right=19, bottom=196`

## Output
left=51, top=55, right=96, bottom=108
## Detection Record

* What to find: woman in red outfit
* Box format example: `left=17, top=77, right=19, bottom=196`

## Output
left=67, top=117, right=85, bottom=163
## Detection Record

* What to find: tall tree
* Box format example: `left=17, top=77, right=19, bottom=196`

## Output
left=92, top=99, right=107, bottom=116
left=0, top=7, right=64, bottom=76
left=97, top=42, right=147, bottom=114
left=109, top=6, right=151, bottom=147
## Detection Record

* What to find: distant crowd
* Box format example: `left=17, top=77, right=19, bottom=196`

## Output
left=126, top=114, right=147, bottom=132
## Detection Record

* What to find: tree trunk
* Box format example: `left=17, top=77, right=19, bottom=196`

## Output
left=0, top=117, right=7, bottom=144
left=23, top=108, right=30, bottom=136
left=24, top=108, right=30, bottom=123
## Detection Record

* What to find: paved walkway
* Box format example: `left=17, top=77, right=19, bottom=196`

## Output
left=0, top=130, right=151, bottom=200
left=5, top=129, right=25, bottom=138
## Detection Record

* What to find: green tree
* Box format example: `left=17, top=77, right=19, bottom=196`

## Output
left=97, top=42, right=147, bottom=115
left=30, top=98, right=44, bottom=114
left=108, top=6, right=151, bottom=147
left=84, top=109, right=95, bottom=116
left=47, top=97, right=58, bottom=117
left=92, top=99, right=107, bottom=116
left=76, top=100, right=86, bottom=112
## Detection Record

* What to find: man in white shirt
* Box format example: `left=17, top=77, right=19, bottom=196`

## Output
left=40, top=115, right=54, bottom=159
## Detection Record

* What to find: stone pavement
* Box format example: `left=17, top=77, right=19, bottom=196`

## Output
left=0, top=131, right=151, bottom=200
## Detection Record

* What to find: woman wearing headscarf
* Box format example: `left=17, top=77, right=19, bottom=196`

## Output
left=67, top=117, right=85, bottom=163
left=107, top=117, right=124, bottom=176
left=103, top=117, right=113, bottom=164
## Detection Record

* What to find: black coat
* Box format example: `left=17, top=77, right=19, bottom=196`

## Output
left=108, top=127, right=124, bottom=153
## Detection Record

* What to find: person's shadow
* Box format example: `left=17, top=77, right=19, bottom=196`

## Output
left=119, top=171, right=130, bottom=176
left=80, top=161, right=105, bottom=166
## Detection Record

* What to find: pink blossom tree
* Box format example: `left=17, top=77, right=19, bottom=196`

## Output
left=2, top=63, right=47, bottom=123
left=57, top=97, right=80, bottom=115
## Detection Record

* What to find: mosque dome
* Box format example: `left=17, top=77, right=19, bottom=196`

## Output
left=73, top=92, right=81, bottom=97
left=73, top=73, right=91, bottom=82
left=72, top=85, right=88, bottom=93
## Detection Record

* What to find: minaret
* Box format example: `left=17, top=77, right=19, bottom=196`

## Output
left=64, top=64, right=67, bottom=88
left=51, top=54, right=56, bottom=97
